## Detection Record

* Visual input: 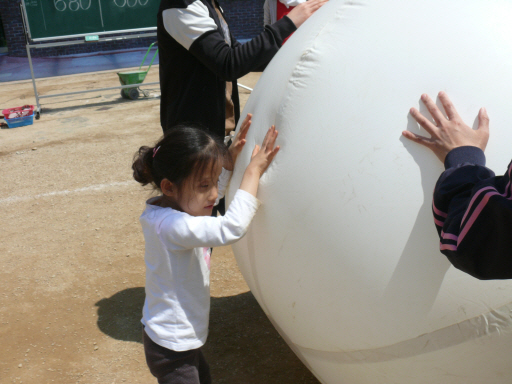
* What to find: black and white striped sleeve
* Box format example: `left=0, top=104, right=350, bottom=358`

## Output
left=162, top=0, right=296, bottom=80
left=162, top=0, right=218, bottom=50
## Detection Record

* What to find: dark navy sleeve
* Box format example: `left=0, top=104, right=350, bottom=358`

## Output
left=433, top=146, right=512, bottom=279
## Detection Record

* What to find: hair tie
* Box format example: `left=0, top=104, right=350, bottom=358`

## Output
left=153, top=146, right=161, bottom=158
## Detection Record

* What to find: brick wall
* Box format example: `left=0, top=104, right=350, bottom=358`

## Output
left=222, top=0, right=265, bottom=39
left=0, top=0, right=265, bottom=57
left=0, top=0, right=26, bottom=56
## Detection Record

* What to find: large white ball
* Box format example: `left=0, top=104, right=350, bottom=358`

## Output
left=227, top=1, right=512, bottom=383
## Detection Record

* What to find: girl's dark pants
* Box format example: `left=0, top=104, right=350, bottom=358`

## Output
left=143, top=329, right=212, bottom=384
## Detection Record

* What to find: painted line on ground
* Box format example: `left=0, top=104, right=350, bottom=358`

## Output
left=0, top=181, right=135, bottom=205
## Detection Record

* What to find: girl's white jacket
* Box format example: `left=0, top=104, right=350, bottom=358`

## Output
left=140, top=170, right=260, bottom=351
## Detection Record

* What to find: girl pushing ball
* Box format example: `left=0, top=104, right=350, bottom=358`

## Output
left=132, top=114, right=279, bottom=384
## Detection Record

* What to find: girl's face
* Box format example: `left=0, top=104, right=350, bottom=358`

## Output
left=176, top=162, right=223, bottom=217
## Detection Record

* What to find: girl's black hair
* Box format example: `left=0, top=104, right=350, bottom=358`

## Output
left=132, top=125, right=230, bottom=192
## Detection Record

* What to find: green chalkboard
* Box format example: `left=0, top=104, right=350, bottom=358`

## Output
left=22, top=0, right=159, bottom=41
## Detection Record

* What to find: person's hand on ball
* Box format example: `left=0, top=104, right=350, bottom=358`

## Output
left=227, top=113, right=252, bottom=170
left=402, top=92, right=489, bottom=162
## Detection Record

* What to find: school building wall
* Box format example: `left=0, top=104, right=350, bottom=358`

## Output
left=0, top=0, right=265, bottom=57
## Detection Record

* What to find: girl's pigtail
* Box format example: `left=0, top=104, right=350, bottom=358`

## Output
left=132, top=146, right=155, bottom=186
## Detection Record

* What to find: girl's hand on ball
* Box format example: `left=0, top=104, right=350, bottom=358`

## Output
left=249, top=125, right=280, bottom=176
left=228, top=113, right=251, bottom=168
left=402, top=92, right=489, bottom=162
left=239, top=125, right=280, bottom=197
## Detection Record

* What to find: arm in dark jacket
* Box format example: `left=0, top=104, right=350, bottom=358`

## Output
left=433, top=146, right=512, bottom=279
left=191, top=18, right=296, bottom=79
left=162, top=1, right=296, bottom=81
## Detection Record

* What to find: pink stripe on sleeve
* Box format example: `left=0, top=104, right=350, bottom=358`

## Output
left=440, top=243, right=458, bottom=251
left=460, top=186, right=495, bottom=226
left=505, top=163, right=512, bottom=197
left=441, top=231, right=458, bottom=241
left=434, top=218, right=444, bottom=227
left=458, top=191, right=500, bottom=246
left=432, top=198, right=448, bottom=218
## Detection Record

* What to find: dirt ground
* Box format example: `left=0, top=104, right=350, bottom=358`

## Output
left=0, top=68, right=320, bottom=384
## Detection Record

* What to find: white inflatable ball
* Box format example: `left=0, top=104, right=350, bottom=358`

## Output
left=227, top=0, right=512, bottom=383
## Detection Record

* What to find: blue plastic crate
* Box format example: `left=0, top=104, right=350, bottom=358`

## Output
left=5, top=114, right=34, bottom=128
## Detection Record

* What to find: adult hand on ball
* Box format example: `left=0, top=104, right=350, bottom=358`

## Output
left=287, top=0, right=329, bottom=28
left=403, top=92, right=489, bottom=162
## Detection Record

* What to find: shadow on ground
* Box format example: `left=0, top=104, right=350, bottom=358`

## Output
left=95, top=288, right=319, bottom=384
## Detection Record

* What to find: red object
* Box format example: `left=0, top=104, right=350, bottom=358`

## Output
left=276, top=1, right=296, bottom=44
left=2, top=105, right=34, bottom=120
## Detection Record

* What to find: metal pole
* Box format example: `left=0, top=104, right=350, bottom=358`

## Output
left=30, top=29, right=157, bottom=43
left=238, top=83, right=253, bottom=92
left=30, top=33, right=157, bottom=49
left=26, top=43, right=41, bottom=119
left=21, top=0, right=41, bottom=118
